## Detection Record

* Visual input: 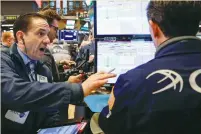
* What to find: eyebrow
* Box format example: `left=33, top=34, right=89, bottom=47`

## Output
left=38, top=28, right=47, bottom=32
left=37, top=28, right=50, bottom=34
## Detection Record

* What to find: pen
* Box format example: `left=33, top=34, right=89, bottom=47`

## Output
left=107, top=68, right=115, bottom=73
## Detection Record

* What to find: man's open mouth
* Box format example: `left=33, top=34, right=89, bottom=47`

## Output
left=39, top=48, right=45, bottom=52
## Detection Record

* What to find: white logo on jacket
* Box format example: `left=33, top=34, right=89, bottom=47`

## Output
left=189, top=69, right=201, bottom=93
left=146, top=69, right=201, bottom=94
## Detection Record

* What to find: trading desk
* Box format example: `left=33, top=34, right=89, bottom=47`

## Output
left=84, top=94, right=110, bottom=113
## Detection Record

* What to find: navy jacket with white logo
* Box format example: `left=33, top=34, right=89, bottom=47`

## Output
left=99, top=36, right=201, bottom=134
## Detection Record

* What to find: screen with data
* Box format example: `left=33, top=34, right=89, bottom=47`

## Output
left=58, top=30, right=78, bottom=42
left=66, top=20, right=75, bottom=29
left=97, top=40, right=155, bottom=83
left=96, top=0, right=150, bottom=35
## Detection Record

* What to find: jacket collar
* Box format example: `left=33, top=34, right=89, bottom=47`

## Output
left=1, top=43, right=9, bottom=48
left=155, top=36, right=201, bottom=58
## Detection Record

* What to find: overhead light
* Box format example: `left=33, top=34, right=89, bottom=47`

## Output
left=1, top=24, right=14, bottom=27
left=10, top=27, right=13, bottom=29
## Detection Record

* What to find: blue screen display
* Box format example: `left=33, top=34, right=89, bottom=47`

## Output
left=58, top=30, right=78, bottom=41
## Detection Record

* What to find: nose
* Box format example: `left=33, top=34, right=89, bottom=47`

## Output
left=43, top=36, right=50, bottom=46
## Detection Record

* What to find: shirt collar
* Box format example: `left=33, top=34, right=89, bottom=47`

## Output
left=17, top=46, right=37, bottom=65
left=1, top=43, right=9, bottom=47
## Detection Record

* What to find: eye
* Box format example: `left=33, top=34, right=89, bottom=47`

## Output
left=39, top=32, right=45, bottom=36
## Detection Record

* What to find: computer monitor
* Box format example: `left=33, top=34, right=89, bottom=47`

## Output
left=97, top=40, right=155, bottom=84
left=49, top=0, right=55, bottom=8
left=58, top=30, right=78, bottom=42
left=80, top=22, right=89, bottom=31
left=96, top=0, right=150, bottom=36
left=66, top=20, right=75, bottom=29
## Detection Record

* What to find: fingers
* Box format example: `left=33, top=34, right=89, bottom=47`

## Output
left=96, top=71, right=106, bottom=74
left=68, top=61, right=75, bottom=64
left=68, top=75, right=83, bottom=83
left=76, top=74, right=83, bottom=79
left=96, top=71, right=114, bottom=75
left=74, top=74, right=83, bottom=82
left=82, top=79, right=108, bottom=97
left=69, top=61, right=76, bottom=66
left=98, top=73, right=116, bottom=80
left=60, top=60, right=76, bottom=65
left=59, top=60, right=67, bottom=64
left=63, top=65, right=68, bottom=69
left=75, top=74, right=81, bottom=77
left=94, top=79, right=108, bottom=87
left=81, top=72, right=116, bottom=97
left=70, top=61, right=76, bottom=64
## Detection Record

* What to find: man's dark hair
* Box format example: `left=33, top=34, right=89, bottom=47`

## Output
left=147, top=1, right=201, bottom=37
left=13, top=13, right=47, bottom=42
left=39, top=8, right=61, bottom=25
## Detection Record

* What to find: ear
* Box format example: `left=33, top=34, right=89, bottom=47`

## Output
left=7, top=38, right=11, bottom=43
left=16, top=31, right=24, bottom=43
left=149, top=20, right=160, bottom=39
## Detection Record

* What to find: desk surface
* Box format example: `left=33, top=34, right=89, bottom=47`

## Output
left=84, top=94, right=110, bottom=113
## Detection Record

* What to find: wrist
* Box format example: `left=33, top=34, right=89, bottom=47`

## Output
left=81, top=82, right=89, bottom=97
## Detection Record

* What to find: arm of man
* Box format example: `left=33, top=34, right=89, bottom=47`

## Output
left=1, top=53, right=83, bottom=112
left=98, top=69, right=147, bottom=134
left=43, top=109, right=61, bottom=127
left=1, top=53, right=116, bottom=113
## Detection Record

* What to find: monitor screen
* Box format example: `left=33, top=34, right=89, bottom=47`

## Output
left=97, top=40, right=155, bottom=84
left=49, top=0, right=55, bottom=8
left=80, top=22, right=89, bottom=31
left=59, top=30, right=78, bottom=42
left=66, top=20, right=75, bottom=29
left=96, top=0, right=150, bottom=36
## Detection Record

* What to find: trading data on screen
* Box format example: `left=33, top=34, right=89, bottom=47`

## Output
left=96, top=0, right=150, bottom=35
left=97, top=40, right=155, bottom=83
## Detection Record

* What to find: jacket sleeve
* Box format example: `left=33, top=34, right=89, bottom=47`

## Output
left=1, top=53, right=84, bottom=113
left=43, top=109, right=61, bottom=127
left=98, top=69, right=147, bottom=134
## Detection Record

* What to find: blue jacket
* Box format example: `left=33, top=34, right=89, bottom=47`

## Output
left=1, top=43, right=84, bottom=134
left=99, top=36, right=201, bottom=134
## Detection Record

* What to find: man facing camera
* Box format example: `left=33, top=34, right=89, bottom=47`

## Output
left=98, top=1, right=201, bottom=134
left=1, top=13, right=116, bottom=134
left=39, top=8, right=77, bottom=82
left=38, top=8, right=62, bottom=82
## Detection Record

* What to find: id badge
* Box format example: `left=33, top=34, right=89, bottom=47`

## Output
left=5, top=110, right=29, bottom=124
left=37, top=74, right=48, bottom=83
